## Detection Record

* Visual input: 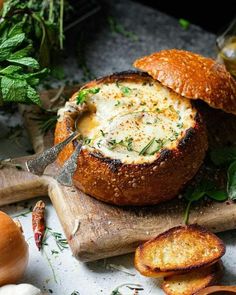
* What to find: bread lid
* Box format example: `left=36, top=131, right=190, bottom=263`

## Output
left=134, top=49, right=236, bottom=115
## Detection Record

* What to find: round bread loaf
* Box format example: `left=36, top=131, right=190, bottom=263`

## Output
left=55, top=71, right=207, bottom=205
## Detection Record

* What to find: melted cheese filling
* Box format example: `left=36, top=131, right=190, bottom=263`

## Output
left=61, top=79, right=196, bottom=164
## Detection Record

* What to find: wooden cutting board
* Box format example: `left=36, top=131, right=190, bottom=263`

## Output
left=1, top=87, right=236, bottom=262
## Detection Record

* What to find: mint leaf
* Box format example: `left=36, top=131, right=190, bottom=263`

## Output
left=0, top=33, right=25, bottom=50
left=186, top=190, right=206, bottom=202
left=1, top=76, right=27, bottom=102
left=184, top=179, right=228, bottom=224
left=116, top=82, right=132, bottom=96
left=0, top=65, right=22, bottom=75
left=9, top=45, right=33, bottom=59
left=227, top=161, right=236, bottom=200
left=27, top=85, right=41, bottom=105
left=211, top=147, right=236, bottom=166
left=8, top=24, right=23, bottom=38
left=7, top=57, right=39, bottom=69
left=0, top=33, right=25, bottom=61
left=207, top=190, right=228, bottom=201
left=77, top=87, right=100, bottom=104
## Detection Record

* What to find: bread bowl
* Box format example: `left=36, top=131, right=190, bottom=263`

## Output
left=55, top=70, right=207, bottom=205
left=54, top=49, right=236, bottom=206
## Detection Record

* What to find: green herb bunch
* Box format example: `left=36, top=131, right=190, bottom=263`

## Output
left=0, top=22, right=47, bottom=105
left=0, top=0, right=69, bottom=105
left=183, top=146, right=236, bottom=224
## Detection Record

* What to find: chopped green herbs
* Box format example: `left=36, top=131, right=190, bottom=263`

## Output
left=100, top=129, right=106, bottom=137
left=115, top=100, right=121, bottom=106
left=183, top=179, right=228, bottom=224
left=107, top=137, right=134, bottom=152
left=108, top=16, right=139, bottom=42
left=76, top=87, right=100, bottom=104
left=139, top=138, right=155, bottom=155
left=179, top=18, right=190, bottom=30
left=177, top=122, right=184, bottom=129
left=116, top=82, right=132, bottom=96
left=84, top=137, right=91, bottom=145
left=149, top=139, right=165, bottom=155
left=51, top=249, right=59, bottom=255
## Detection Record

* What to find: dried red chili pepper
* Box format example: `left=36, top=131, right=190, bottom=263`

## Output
left=32, top=200, right=46, bottom=250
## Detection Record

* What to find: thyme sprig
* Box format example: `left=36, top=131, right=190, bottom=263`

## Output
left=108, top=137, right=134, bottom=152
left=139, top=138, right=155, bottom=155
left=42, top=227, right=68, bottom=252
left=31, top=112, right=59, bottom=134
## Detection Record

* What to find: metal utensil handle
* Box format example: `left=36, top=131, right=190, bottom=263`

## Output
left=26, top=131, right=79, bottom=175
left=56, top=142, right=83, bottom=186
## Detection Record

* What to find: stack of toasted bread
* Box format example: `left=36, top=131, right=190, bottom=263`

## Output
left=135, top=224, right=225, bottom=295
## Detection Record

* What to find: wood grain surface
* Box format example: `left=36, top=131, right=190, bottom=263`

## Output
left=1, top=88, right=236, bottom=262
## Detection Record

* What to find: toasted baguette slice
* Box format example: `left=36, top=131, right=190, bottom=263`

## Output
left=162, top=262, right=222, bottom=295
left=135, top=224, right=225, bottom=277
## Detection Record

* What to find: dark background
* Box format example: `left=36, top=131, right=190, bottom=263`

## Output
left=135, top=1, right=236, bottom=34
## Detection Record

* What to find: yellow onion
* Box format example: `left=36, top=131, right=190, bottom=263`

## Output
left=0, top=211, right=29, bottom=286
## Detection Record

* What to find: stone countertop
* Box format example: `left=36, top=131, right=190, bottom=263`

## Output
left=1, top=1, right=235, bottom=295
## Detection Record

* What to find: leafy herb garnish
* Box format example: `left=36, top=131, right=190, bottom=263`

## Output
left=211, top=147, right=236, bottom=200
left=210, top=147, right=236, bottom=166
left=42, top=227, right=68, bottom=252
left=179, top=18, right=190, bottom=30
left=183, top=179, right=227, bottom=224
left=84, top=137, right=91, bottom=145
left=76, top=87, right=100, bottom=104
left=108, top=137, right=134, bottom=152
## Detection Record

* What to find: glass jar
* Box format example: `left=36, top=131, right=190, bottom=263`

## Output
left=216, top=18, right=236, bottom=77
